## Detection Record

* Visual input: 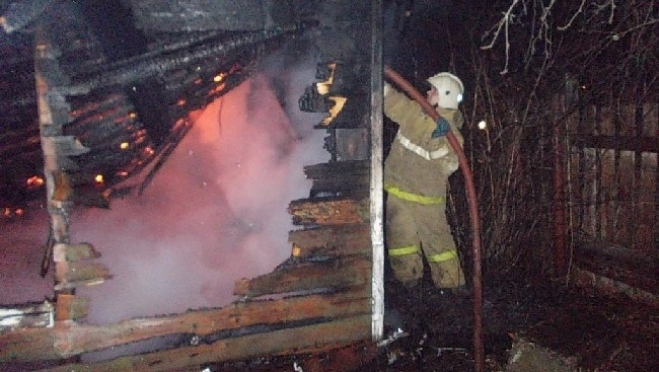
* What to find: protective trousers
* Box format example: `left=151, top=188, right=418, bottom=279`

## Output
left=386, top=193, right=465, bottom=288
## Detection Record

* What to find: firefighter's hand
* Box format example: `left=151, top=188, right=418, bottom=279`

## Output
left=432, top=116, right=451, bottom=138
left=299, top=85, right=331, bottom=112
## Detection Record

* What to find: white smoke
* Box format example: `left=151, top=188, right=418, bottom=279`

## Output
left=0, top=49, right=329, bottom=326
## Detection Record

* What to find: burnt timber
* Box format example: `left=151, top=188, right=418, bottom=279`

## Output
left=0, top=0, right=383, bottom=370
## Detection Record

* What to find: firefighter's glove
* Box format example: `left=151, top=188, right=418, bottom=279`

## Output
left=432, top=116, right=451, bottom=138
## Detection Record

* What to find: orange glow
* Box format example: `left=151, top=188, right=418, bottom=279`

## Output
left=14, top=208, right=24, bottom=217
left=292, top=244, right=301, bottom=257
left=26, top=175, right=44, bottom=188
left=94, top=174, right=104, bottom=184
left=129, top=112, right=137, bottom=119
left=117, top=171, right=129, bottom=177
left=194, top=78, right=203, bottom=85
left=3, top=208, right=10, bottom=217
left=145, top=147, right=155, bottom=156
left=213, top=73, right=225, bottom=83
left=120, top=142, right=130, bottom=150
left=177, top=98, right=186, bottom=106
left=208, top=83, right=226, bottom=96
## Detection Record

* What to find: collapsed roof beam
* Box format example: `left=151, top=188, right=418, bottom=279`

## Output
left=61, top=24, right=306, bottom=95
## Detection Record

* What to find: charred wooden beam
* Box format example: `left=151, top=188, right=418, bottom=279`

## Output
left=128, top=0, right=300, bottom=32
left=36, top=315, right=372, bottom=372
left=0, top=293, right=369, bottom=363
left=63, top=26, right=302, bottom=95
left=305, top=160, right=370, bottom=197
left=304, top=160, right=369, bottom=179
left=234, top=256, right=371, bottom=298
left=289, top=225, right=370, bottom=258
left=288, top=197, right=369, bottom=226
left=34, top=26, right=79, bottom=320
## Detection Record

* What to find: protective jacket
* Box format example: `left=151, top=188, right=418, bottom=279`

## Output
left=384, top=85, right=463, bottom=199
left=383, top=83, right=465, bottom=288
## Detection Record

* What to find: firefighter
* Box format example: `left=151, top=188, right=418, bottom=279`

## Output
left=384, top=71, right=466, bottom=291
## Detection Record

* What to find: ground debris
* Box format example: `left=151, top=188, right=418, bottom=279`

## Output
left=506, top=335, right=577, bottom=372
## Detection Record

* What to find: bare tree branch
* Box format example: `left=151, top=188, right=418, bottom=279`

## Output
left=481, top=0, right=522, bottom=50
left=558, top=0, right=587, bottom=31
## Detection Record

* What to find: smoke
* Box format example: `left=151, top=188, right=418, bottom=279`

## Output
left=0, top=47, right=329, bottom=325
left=0, top=213, right=52, bottom=305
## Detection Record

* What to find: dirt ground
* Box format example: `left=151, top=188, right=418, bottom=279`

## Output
left=214, top=274, right=659, bottom=372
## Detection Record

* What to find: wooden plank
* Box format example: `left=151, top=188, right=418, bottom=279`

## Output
left=369, top=0, right=386, bottom=341
left=311, top=178, right=369, bottom=199
left=304, top=160, right=369, bottom=179
left=234, top=256, right=371, bottom=298
left=571, top=267, right=659, bottom=308
left=0, top=292, right=369, bottom=363
left=288, top=197, right=369, bottom=226
left=656, top=103, right=659, bottom=250
left=64, top=243, right=101, bottom=261
left=35, top=315, right=373, bottom=372
left=289, top=225, right=370, bottom=258
left=0, top=302, right=54, bottom=332
left=574, top=243, right=658, bottom=295
left=54, top=261, right=112, bottom=291
left=574, top=135, right=658, bottom=153
left=54, top=295, right=89, bottom=321
left=304, top=160, right=370, bottom=197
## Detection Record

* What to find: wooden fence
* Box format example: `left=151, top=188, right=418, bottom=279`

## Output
left=565, top=99, right=659, bottom=303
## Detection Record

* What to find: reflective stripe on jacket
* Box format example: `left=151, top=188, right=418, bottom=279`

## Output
left=397, top=133, right=449, bottom=160
left=384, top=184, right=446, bottom=205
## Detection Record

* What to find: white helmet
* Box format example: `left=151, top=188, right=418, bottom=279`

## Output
left=427, top=72, right=464, bottom=110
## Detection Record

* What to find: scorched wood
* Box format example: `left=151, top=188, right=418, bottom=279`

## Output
left=35, top=315, right=372, bottom=372
left=288, top=198, right=369, bottom=226
left=304, top=160, right=370, bottom=197
left=234, top=256, right=371, bottom=298
left=289, top=225, right=371, bottom=258
left=54, top=294, right=89, bottom=321
left=0, top=292, right=368, bottom=363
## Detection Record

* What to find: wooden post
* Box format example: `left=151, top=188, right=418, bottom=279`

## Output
left=656, top=101, right=659, bottom=251
left=632, top=102, right=644, bottom=249
left=369, top=0, right=385, bottom=344
left=34, top=28, right=87, bottom=320
left=552, top=96, right=567, bottom=276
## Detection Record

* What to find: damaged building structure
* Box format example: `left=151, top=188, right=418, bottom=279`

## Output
left=1, top=0, right=658, bottom=371
left=1, top=1, right=387, bottom=370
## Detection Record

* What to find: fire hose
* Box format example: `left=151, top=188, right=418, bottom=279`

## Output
left=384, top=66, right=484, bottom=372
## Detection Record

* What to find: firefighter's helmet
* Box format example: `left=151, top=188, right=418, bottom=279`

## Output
left=427, top=72, right=464, bottom=110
